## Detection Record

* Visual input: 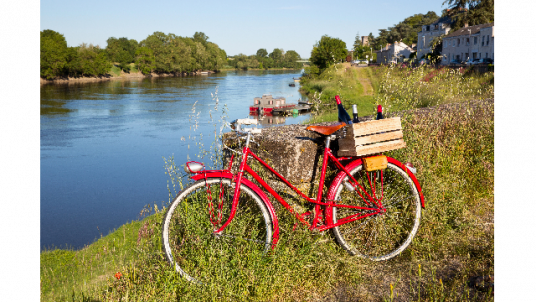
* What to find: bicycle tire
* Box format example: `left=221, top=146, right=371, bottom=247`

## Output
left=161, top=177, right=273, bottom=283
left=331, top=163, right=421, bottom=260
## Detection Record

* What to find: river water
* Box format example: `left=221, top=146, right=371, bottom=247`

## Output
left=41, top=70, right=309, bottom=250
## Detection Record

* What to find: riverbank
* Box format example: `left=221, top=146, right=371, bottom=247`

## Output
left=39, top=69, right=217, bottom=85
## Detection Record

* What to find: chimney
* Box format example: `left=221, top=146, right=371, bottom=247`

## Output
left=464, top=23, right=469, bottom=28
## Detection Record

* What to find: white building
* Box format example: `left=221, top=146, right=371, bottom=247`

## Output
left=375, top=41, right=415, bottom=64
left=441, top=22, right=494, bottom=65
left=416, top=15, right=453, bottom=59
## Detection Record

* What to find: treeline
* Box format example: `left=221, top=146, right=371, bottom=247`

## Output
left=40, top=30, right=227, bottom=79
left=227, top=48, right=302, bottom=70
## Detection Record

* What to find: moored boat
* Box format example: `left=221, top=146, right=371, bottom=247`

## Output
left=249, top=94, right=295, bottom=115
left=249, top=94, right=311, bottom=116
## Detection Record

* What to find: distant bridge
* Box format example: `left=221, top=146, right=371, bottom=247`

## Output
left=296, top=59, right=310, bottom=63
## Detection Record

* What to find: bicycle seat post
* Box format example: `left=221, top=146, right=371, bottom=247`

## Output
left=325, top=135, right=335, bottom=149
left=245, top=131, right=252, bottom=148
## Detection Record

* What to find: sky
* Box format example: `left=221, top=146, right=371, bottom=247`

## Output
left=40, top=0, right=446, bottom=58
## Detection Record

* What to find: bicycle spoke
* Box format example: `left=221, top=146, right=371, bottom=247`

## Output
left=162, top=178, right=272, bottom=283
left=332, top=163, right=421, bottom=260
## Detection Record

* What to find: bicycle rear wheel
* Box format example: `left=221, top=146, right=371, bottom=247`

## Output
left=162, top=177, right=272, bottom=283
left=331, top=163, right=421, bottom=260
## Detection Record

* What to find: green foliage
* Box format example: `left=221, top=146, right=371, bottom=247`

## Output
left=367, top=12, right=439, bottom=50
left=443, top=0, right=494, bottom=31
left=106, top=37, right=139, bottom=72
left=41, top=30, right=228, bottom=79
left=139, top=31, right=227, bottom=73
left=135, top=47, right=155, bottom=75
left=352, top=31, right=362, bottom=53
left=310, top=35, right=348, bottom=71
left=76, top=48, right=111, bottom=77
left=193, top=31, right=209, bottom=46
left=40, top=29, right=69, bottom=79
left=229, top=48, right=301, bottom=70
left=354, top=45, right=372, bottom=60
left=256, top=48, right=268, bottom=58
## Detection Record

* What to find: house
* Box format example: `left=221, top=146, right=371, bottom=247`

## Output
left=416, top=15, right=454, bottom=59
left=375, top=41, right=415, bottom=64
left=441, top=22, right=494, bottom=65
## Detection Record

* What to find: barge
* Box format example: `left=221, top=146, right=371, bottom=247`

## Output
left=249, top=94, right=310, bottom=116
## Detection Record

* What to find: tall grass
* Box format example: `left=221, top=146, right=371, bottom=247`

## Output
left=373, top=64, right=494, bottom=112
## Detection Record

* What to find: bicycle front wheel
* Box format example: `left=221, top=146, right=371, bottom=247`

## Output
left=162, top=177, right=273, bottom=283
left=331, top=163, right=421, bottom=260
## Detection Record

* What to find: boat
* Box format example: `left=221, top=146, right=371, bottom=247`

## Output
left=293, top=77, right=301, bottom=82
left=289, top=83, right=296, bottom=87
left=249, top=95, right=295, bottom=116
left=249, top=94, right=310, bottom=116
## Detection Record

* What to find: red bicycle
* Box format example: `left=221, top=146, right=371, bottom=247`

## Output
left=162, top=116, right=425, bottom=283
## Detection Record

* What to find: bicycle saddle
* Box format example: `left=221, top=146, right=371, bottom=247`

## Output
left=306, top=122, right=346, bottom=136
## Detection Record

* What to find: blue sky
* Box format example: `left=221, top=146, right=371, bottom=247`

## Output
left=41, top=0, right=446, bottom=58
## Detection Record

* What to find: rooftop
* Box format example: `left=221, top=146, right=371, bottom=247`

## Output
left=445, top=22, right=494, bottom=38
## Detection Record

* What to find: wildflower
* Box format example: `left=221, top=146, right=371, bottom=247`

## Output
left=115, top=272, right=122, bottom=280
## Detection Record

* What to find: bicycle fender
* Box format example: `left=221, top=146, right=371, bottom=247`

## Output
left=327, top=158, right=425, bottom=209
left=386, top=157, right=425, bottom=208
left=190, top=172, right=281, bottom=248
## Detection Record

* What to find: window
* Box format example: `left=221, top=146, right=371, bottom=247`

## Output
left=474, top=37, right=478, bottom=45
left=485, top=52, right=488, bottom=58
left=487, top=35, right=489, bottom=45
left=479, top=53, right=481, bottom=58
left=466, top=38, right=470, bottom=46
left=457, top=38, right=460, bottom=46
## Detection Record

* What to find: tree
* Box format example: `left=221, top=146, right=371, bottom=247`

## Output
left=368, top=11, right=439, bottom=50
left=135, top=47, right=155, bottom=74
left=352, top=31, right=361, bottom=57
left=193, top=32, right=209, bottom=46
left=310, top=35, right=348, bottom=70
left=106, top=37, right=138, bottom=72
left=40, top=29, right=69, bottom=79
left=284, top=50, right=300, bottom=68
left=256, top=48, right=268, bottom=58
left=269, top=48, right=284, bottom=66
left=354, top=45, right=369, bottom=60
left=443, top=0, right=494, bottom=31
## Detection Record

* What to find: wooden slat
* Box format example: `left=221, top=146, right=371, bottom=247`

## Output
left=348, top=117, right=402, bottom=137
left=338, top=130, right=403, bottom=149
left=338, top=139, right=406, bottom=157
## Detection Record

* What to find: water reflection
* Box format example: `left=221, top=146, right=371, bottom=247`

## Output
left=249, top=113, right=287, bottom=127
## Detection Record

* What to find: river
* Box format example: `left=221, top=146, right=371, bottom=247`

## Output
left=41, top=70, right=309, bottom=250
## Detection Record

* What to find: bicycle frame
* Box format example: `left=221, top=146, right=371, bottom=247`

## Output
left=190, top=131, right=425, bottom=249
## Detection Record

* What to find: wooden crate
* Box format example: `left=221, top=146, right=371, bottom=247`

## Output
left=337, top=117, right=406, bottom=157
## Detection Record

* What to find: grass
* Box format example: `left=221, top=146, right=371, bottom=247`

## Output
left=110, top=65, right=122, bottom=77
left=300, top=63, right=379, bottom=123
left=41, top=64, right=494, bottom=301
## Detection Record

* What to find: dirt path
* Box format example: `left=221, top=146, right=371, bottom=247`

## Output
left=350, top=65, right=374, bottom=96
